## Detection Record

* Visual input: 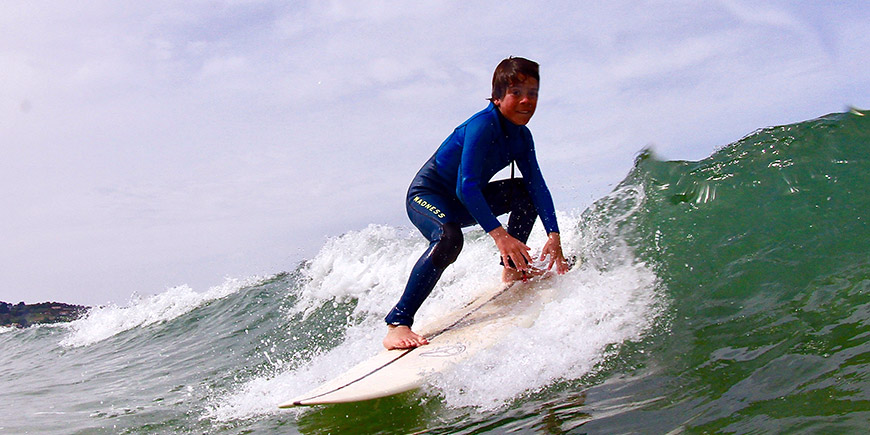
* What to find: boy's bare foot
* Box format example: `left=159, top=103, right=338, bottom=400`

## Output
left=501, top=266, right=545, bottom=283
left=502, top=267, right=523, bottom=283
left=383, top=325, right=429, bottom=350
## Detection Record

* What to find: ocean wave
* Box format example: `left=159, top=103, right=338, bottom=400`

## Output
left=60, top=276, right=268, bottom=348
left=207, top=181, right=667, bottom=418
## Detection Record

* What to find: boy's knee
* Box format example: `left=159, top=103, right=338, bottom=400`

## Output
left=431, top=223, right=463, bottom=269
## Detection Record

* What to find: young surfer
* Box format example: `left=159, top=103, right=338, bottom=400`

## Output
left=384, top=57, right=570, bottom=350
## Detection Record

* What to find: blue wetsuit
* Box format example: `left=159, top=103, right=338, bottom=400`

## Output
left=385, top=102, right=560, bottom=327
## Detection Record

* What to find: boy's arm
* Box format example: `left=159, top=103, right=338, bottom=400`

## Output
left=514, top=130, right=559, bottom=234
left=516, top=130, right=568, bottom=273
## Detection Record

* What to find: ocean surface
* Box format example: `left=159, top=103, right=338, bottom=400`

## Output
left=2, top=109, right=868, bottom=434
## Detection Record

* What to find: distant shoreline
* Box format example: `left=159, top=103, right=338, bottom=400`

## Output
left=0, top=301, right=90, bottom=328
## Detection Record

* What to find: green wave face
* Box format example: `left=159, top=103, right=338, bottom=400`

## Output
left=608, top=109, right=870, bottom=432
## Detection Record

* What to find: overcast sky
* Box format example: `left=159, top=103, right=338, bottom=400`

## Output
left=2, top=1, right=868, bottom=306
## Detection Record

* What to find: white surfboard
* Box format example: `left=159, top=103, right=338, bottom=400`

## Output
left=280, top=275, right=559, bottom=407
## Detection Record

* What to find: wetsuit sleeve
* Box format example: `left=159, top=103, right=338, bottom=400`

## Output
left=515, top=129, right=560, bottom=234
left=456, top=116, right=502, bottom=233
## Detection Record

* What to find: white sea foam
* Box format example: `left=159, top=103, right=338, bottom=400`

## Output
left=206, top=222, right=517, bottom=421
left=286, top=223, right=508, bottom=327
left=422, top=187, right=664, bottom=410
left=290, top=224, right=424, bottom=318
left=59, top=276, right=265, bottom=348
left=429, top=258, right=662, bottom=410
left=206, top=223, right=512, bottom=421
left=290, top=216, right=580, bottom=323
left=204, top=317, right=384, bottom=421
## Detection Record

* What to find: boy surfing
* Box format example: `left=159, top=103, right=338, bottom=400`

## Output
left=384, top=57, right=569, bottom=350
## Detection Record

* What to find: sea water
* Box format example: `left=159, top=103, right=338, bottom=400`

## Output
left=1, top=109, right=867, bottom=433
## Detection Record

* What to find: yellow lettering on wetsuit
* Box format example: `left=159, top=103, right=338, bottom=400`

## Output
left=413, top=196, right=446, bottom=219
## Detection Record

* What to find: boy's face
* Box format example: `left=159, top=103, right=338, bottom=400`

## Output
left=493, top=77, right=538, bottom=126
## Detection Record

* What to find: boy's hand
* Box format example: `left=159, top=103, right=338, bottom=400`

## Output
left=541, top=232, right=569, bottom=274
left=489, top=226, right=532, bottom=270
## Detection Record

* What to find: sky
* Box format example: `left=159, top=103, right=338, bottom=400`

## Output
left=2, top=1, right=868, bottom=306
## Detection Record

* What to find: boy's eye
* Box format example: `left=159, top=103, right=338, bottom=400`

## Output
left=509, top=88, right=538, bottom=99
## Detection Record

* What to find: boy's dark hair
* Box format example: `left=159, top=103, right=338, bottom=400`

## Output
left=491, top=57, right=539, bottom=100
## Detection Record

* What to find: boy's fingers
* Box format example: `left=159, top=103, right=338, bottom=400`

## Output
left=505, top=240, right=532, bottom=270
left=513, top=253, right=528, bottom=270
left=502, top=254, right=512, bottom=269
left=557, top=257, right=570, bottom=273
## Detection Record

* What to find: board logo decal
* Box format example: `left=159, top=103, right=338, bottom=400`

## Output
left=418, top=344, right=466, bottom=358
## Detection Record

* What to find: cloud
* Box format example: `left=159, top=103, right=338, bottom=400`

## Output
left=1, top=0, right=868, bottom=305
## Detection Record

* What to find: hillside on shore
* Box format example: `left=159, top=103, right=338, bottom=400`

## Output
left=1, top=301, right=89, bottom=327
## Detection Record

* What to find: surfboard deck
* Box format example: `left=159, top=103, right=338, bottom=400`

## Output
left=280, top=274, right=560, bottom=407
